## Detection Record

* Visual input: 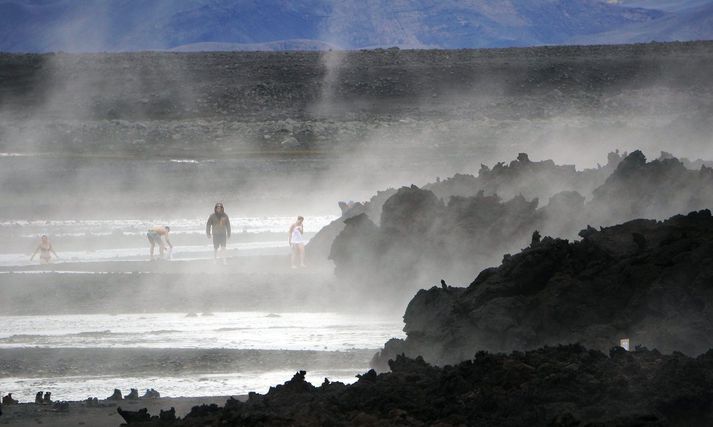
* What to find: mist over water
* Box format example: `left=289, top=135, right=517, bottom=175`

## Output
left=0, top=311, right=403, bottom=401
left=0, top=41, right=712, bottom=414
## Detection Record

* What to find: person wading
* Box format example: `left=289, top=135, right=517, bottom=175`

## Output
left=30, top=234, right=59, bottom=264
left=206, top=202, right=231, bottom=263
left=289, top=216, right=306, bottom=268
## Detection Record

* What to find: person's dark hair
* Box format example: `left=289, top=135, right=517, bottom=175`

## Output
left=165, top=226, right=170, bottom=232
left=297, top=216, right=304, bottom=221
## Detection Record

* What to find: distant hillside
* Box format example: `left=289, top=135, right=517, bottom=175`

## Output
left=1, top=0, right=711, bottom=52
left=170, top=40, right=336, bottom=52
left=580, top=2, right=713, bottom=44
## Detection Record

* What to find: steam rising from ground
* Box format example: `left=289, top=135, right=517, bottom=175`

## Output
left=0, top=43, right=712, bottom=316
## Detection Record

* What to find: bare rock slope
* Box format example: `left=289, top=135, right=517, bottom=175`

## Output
left=374, top=209, right=713, bottom=369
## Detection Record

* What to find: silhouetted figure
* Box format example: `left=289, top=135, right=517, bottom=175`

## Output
left=206, top=202, right=231, bottom=263
left=441, top=279, right=448, bottom=289
left=35, top=391, right=43, bottom=404
left=42, top=391, right=52, bottom=404
left=125, top=388, right=139, bottom=400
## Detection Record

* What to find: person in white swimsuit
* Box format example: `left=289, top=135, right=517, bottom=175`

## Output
left=288, top=216, right=306, bottom=268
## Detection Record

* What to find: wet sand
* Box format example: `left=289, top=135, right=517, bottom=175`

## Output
left=0, top=395, right=239, bottom=427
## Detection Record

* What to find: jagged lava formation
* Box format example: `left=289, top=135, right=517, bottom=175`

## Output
left=374, top=209, right=713, bottom=369
left=320, top=150, right=713, bottom=295
left=120, top=344, right=713, bottom=426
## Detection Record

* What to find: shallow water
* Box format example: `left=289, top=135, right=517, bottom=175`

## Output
left=0, top=312, right=401, bottom=351
left=0, top=215, right=335, bottom=267
left=0, top=369, right=361, bottom=402
left=0, top=311, right=404, bottom=402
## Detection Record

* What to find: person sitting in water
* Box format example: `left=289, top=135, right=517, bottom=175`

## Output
left=288, top=216, right=306, bottom=268
left=30, top=235, right=59, bottom=264
left=206, top=202, right=231, bottom=263
left=146, top=225, right=172, bottom=260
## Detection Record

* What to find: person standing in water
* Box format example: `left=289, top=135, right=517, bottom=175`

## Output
left=289, top=216, right=306, bottom=268
left=30, top=235, right=59, bottom=264
left=147, top=225, right=172, bottom=260
left=206, top=202, right=231, bottom=262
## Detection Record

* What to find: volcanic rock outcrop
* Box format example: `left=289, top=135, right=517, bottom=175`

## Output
left=425, top=151, right=624, bottom=203
left=588, top=150, right=713, bottom=222
left=121, top=345, right=713, bottom=426
left=329, top=185, right=545, bottom=290
left=373, top=209, right=713, bottom=369
left=327, top=151, right=713, bottom=297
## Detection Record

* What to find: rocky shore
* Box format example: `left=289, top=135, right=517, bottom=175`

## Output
left=64, top=345, right=713, bottom=426
left=318, top=150, right=713, bottom=300
left=374, top=209, right=713, bottom=368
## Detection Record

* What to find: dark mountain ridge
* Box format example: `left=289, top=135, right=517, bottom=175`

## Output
left=1, top=0, right=710, bottom=53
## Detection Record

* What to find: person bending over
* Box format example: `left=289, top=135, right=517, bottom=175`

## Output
left=147, top=225, right=172, bottom=260
left=206, top=202, right=231, bottom=262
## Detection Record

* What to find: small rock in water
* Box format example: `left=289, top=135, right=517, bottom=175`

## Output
left=125, top=389, right=139, bottom=400
left=2, top=393, right=18, bottom=405
left=185, top=312, right=198, bottom=318
left=141, top=388, right=160, bottom=399
left=106, top=389, right=123, bottom=401
left=266, top=313, right=281, bottom=318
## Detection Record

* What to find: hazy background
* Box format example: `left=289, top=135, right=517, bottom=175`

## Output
left=1, top=0, right=713, bottom=408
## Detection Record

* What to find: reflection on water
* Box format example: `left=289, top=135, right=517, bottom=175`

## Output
left=0, top=369, right=360, bottom=402
left=0, top=312, right=404, bottom=402
left=0, top=312, right=403, bottom=351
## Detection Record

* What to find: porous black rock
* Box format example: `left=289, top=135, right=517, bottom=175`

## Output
left=374, top=209, right=713, bottom=368
left=122, top=345, right=713, bottom=426
left=117, top=407, right=151, bottom=424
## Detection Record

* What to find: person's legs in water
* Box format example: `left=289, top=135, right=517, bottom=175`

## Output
left=213, top=233, right=227, bottom=263
left=291, top=244, right=298, bottom=268
left=298, top=243, right=306, bottom=267
left=219, top=243, right=227, bottom=264
left=147, top=233, right=156, bottom=260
